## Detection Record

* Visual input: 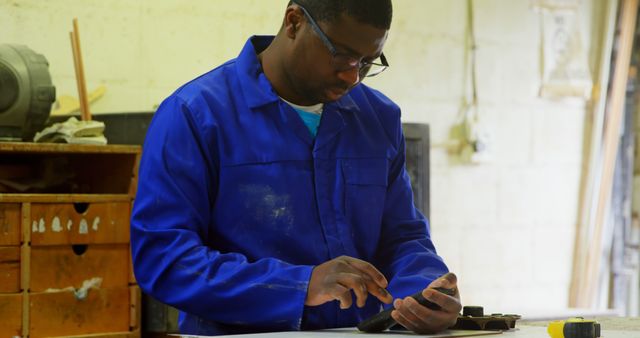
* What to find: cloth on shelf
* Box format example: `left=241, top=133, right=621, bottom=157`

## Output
left=33, top=116, right=107, bottom=145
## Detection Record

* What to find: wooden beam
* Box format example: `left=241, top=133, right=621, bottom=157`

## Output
left=571, top=0, right=640, bottom=308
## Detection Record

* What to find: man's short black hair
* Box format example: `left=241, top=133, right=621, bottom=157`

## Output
left=289, top=0, right=392, bottom=30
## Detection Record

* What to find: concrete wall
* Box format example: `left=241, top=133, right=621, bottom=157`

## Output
left=2, top=0, right=601, bottom=315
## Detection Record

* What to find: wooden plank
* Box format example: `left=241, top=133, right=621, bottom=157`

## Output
left=0, top=203, right=21, bottom=245
left=0, top=293, right=22, bottom=337
left=130, top=328, right=141, bottom=338
left=70, top=18, right=92, bottom=121
left=569, top=0, right=619, bottom=309
left=129, top=285, right=141, bottom=330
left=128, top=245, right=136, bottom=285
left=30, top=287, right=130, bottom=337
left=0, top=246, right=20, bottom=293
left=0, top=194, right=131, bottom=203
left=0, top=142, right=140, bottom=154
left=129, top=152, right=141, bottom=199
left=30, top=244, right=129, bottom=291
left=60, top=331, right=139, bottom=338
left=22, top=290, right=29, bottom=338
left=575, top=0, right=640, bottom=307
left=22, top=202, right=30, bottom=245
left=21, top=202, right=30, bottom=291
left=22, top=202, right=31, bottom=338
left=30, top=202, right=130, bottom=245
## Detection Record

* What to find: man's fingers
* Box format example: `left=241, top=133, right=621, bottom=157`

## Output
left=335, top=256, right=392, bottom=304
left=395, top=297, right=451, bottom=334
left=336, top=290, right=353, bottom=309
left=429, top=272, right=458, bottom=289
left=398, top=297, right=425, bottom=323
left=392, top=309, right=419, bottom=332
left=342, top=257, right=393, bottom=303
left=366, top=280, right=393, bottom=304
left=306, top=256, right=392, bottom=308
left=327, top=283, right=352, bottom=309
left=442, top=272, right=457, bottom=284
left=335, top=273, right=369, bottom=308
left=341, top=256, right=389, bottom=288
left=422, top=288, right=462, bottom=314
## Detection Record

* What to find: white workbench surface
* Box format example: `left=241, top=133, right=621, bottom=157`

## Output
left=177, top=324, right=635, bottom=338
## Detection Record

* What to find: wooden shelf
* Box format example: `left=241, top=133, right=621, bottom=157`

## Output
left=0, top=143, right=141, bottom=338
left=0, top=142, right=140, bottom=154
left=0, top=142, right=140, bottom=197
left=0, top=194, right=132, bottom=203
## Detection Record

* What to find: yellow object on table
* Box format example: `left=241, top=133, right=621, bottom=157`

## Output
left=548, top=318, right=600, bottom=338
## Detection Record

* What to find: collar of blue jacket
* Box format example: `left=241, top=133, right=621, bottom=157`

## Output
left=237, top=36, right=360, bottom=112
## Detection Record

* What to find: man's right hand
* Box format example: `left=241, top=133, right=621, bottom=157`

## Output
left=305, top=256, right=393, bottom=309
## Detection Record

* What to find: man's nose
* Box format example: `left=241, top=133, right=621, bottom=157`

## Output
left=337, top=67, right=360, bottom=86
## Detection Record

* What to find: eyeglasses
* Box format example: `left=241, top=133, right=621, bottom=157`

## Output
left=292, top=2, right=389, bottom=78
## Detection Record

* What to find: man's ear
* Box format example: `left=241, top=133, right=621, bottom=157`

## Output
left=284, top=6, right=303, bottom=39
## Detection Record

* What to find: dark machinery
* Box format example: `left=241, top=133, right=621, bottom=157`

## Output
left=451, top=306, right=521, bottom=330
left=0, top=44, right=55, bottom=141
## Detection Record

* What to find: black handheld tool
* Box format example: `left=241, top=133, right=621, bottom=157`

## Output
left=357, top=287, right=456, bottom=333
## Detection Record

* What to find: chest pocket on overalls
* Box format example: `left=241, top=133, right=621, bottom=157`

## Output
left=341, top=158, right=388, bottom=255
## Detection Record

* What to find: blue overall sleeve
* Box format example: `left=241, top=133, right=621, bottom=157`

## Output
left=130, top=96, right=313, bottom=331
left=376, top=115, right=449, bottom=299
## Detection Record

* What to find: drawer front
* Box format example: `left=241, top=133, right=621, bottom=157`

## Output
left=0, top=203, right=21, bottom=245
left=31, top=202, right=130, bottom=245
left=30, top=287, right=130, bottom=337
left=31, top=244, right=129, bottom=291
left=0, top=293, right=22, bottom=336
left=0, top=246, right=20, bottom=293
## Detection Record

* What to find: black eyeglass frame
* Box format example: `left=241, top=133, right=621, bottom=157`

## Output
left=291, top=1, right=390, bottom=78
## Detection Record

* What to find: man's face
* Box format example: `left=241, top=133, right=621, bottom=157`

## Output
left=286, top=7, right=389, bottom=105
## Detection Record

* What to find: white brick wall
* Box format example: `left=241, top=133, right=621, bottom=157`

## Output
left=379, top=0, right=593, bottom=315
left=2, top=0, right=597, bottom=317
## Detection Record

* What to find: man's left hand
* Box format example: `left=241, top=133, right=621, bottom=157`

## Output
left=390, top=272, right=462, bottom=334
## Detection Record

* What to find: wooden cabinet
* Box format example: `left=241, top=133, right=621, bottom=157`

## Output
left=0, top=142, right=141, bottom=338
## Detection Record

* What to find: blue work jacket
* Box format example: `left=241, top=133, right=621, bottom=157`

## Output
left=131, top=36, right=449, bottom=336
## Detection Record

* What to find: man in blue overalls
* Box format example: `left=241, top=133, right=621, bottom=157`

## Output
left=131, top=0, right=462, bottom=335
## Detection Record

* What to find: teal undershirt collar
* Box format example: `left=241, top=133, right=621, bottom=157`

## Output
left=292, top=108, right=321, bottom=137
left=281, top=98, right=323, bottom=137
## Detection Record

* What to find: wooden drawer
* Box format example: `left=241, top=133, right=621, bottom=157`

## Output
left=0, top=246, right=20, bottom=293
left=0, top=293, right=22, bottom=336
left=0, top=203, right=21, bottom=245
left=31, top=244, right=129, bottom=291
left=31, top=202, right=130, bottom=245
left=30, top=287, right=130, bottom=337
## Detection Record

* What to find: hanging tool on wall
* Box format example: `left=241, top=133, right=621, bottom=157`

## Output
left=547, top=318, right=601, bottom=338
left=447, top=0, right=491, bottom=164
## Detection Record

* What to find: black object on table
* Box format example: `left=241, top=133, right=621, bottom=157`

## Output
left=357, top=287, right=456, bottom=333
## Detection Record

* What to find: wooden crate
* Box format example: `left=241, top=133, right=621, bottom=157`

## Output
left=30, top=244, right=130, bottom=291
left=0, top=143, right=141, bottom=338
left=0, top=203, right=21, bottom=245
left=0, top=246, right=20, bottom=292
left=30, top=287, right=130, bottom=337
left=30, top=202, right=130, bottom=245
left=0, top=293, right=22, bottom=336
